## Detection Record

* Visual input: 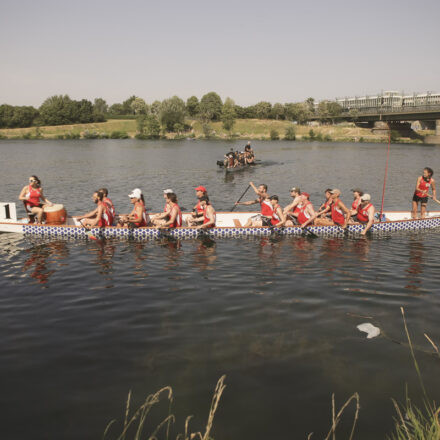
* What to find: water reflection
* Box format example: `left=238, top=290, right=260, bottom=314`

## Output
left=87, top=239, right=116, bottom=279
left=193, top=236, right=217, bottom=272
left=405, top=236, right=424, bottom=294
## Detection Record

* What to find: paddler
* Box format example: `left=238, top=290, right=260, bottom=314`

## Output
left=76, top=190, right=113, bottom=227
left=99, top=187, right=116, bottom=224
left=412, top=167, right=437, bottom=219
left=195, top=196, right=216, bottom=229
left=151, top=189, right=173, bottom=226
left=187, top=185, right=208, bottom=227
left=19, top=175, right=53, bottom=223
left=355, top=194, right=375, bottom=235
left=314, top=189, right=351, bottom=228
left=157, top=192, right=182, bottom=228
left=235, top=182, right=273, bottom=227
left=350, top=188, right=363, bottom=217
left=118, top=188, right=149, bottom=228
left=291, top=192, right=316, bottom=227
left=283, top=187, right=302, bottom=224
left=269, top=195, right=286, bottom=227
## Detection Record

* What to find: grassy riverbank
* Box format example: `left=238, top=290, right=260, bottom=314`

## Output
left=0, top=119, right=434, bottom=143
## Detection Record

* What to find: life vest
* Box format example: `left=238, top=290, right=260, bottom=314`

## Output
left=133, top=200, right=147, bottom=227
left=415, top=177, right=432, bottom=198
left=98, top=201, right=113, bottom=227
left=357, top=203, right=373, bottom=223
left=331, top=199, right=345, bottom=225
left=271, top=205, right=281, bottom=225
left=260, top=197, right=273, bottom=217
left=203, top=205, right=216, bottom=227
left=25, top=186, right=42, bottom=208
left=196, top=200, right=204, bottom=214
left=297, top=201, right=312, bottom=225
left=352, top=198, right=361, bottom=210
left=170, top=204, right=182, bottom=228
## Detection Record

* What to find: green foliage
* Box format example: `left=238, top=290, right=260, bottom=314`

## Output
left=173, top=122, right=184, bottom=133
left=159, top=96, right=186, bottom=131
left=221, top=97, right=236, bottom=133
left=270, top=129, right=280, bottom=140
left=0, top=104, right=39, bottom=128
left=305, top=97, right=315, bottom=114
left=186, top=96, right=200, bottom=117
left=82, top=130, right=101, bottom=139
left=255, top=101, right=272, bottom=119
left=130, top=97, right=148, bottom=115
left=284, top=102, right=311, bottom=124
left=108, top=103, right=125, bottom=116
left=122, top=95, right=137, bottom=114
left=0, top=133, right=7, bottom=139
left=135, top=114, right=161, bottom=139
left=317, top=100, right=343, bottom=122
left=110, top=131, right=129, bottom=139
left=199, top=92, right=223, bottom=121
left=136, top=114, right=146, bottom=135
left=271, top=103, right=285, bottom=120
left=150, top=100, right=161, bottom=116
left=324, top=134, right=332, bottom=142
left=202, top=122, right=213, bottom=139
left=284, top=126, right=296, bottom=140
left=390, top=130, right=400, bottom=142
left=64, top=132, right=80, bottom=139
left=309, top=129, right=316, bottom=140
left=38, top=95, right=95, bottom=125
left=359, top=137, right=364, bottom=143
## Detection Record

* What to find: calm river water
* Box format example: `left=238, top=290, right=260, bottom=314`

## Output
left=1, top=139, right=440, bottom=440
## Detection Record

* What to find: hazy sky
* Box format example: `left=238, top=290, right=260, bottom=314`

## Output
left=1, top=0, right=439, bottom=107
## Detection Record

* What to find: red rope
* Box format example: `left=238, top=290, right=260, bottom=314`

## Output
left=379, top=129, right=391, bottom=221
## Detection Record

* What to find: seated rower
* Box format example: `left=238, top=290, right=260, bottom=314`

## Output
left=355, top=194, right=375, bottom=236
left=187, top=185, right=208, bottom=227
left=195, top=196, right=216, bottom=229
left=75, top=190, right=113, bottom=227
left=350, top=188, right=363, bottom=218
left=151, top=189, right=173, bottom=226
left=283, top=187, right=302, bottom=224
left=318, top=188, right=333, bottom=218
left=19, top=175, right=53, bottom=223
left=118, top=188, right=149, bottom=228
left=269, top=195, right=286, bottom=227
left=235, top=182, right=273, bottom=227
left=156, top=192, right=182, bottom=228
left=288, top=192, right=315, bottom=227
left=314, top=189, right=350, bottom=228
left=99, top=187, right=116, bottom=224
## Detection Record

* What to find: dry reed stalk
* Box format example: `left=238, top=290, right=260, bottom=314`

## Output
left=202, top=375, right=226, bottom=440
left=424, top=333, right=440, bottom=359
left=324, top=392, right=360, bottom=440
left=391, top=398, right=411, bottom=438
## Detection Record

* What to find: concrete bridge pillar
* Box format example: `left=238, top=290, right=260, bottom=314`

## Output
left=372, top=121, right=389, bottom=135
left=424, top=120, right=440, bottom=144
left=437, top=120, right=440, bottom=136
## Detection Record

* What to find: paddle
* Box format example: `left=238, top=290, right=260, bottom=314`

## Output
left=230, top=185, right=251, bottom=212
left=427, top=194, right=440, bottom=205
left=79, top=220, right=98, bottom=241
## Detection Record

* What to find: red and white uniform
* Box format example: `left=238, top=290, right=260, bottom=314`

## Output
left=203, top=205, right=216, bottom=227
left=133, top=200, right=148, bottom=227
left=331, top=199, right=345, bottom=225
left=297, top=201, right=312, bottom=225
left=98, top=201, right=113, bottom=227
left=271, top=205, right=282, bottom=225
left=260, top=197, right=273, bottom=217
left=104, top=197, right=116, bottom=222
left=352, top=198, right=361, bottom=210
left=25, top=186, right=42, bottom=211
left=415, top=177, right=432, bottom=198
left=170, top=204, right=182, bottom=228
left=357, top=203, right=373, bottom=223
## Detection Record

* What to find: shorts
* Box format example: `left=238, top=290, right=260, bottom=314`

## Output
left=412, top=194, right=428, bottom=204
left=25, top=203, right=42, bottom=214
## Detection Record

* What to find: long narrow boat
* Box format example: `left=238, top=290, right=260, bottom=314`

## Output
left=1, top=203, right=440, bottom=240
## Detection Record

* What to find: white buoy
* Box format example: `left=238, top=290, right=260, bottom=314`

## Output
left=357, top=323, right=380, bottom=339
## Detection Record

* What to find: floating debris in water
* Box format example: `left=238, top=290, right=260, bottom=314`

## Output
left=357, top=323, right=380, bottom=339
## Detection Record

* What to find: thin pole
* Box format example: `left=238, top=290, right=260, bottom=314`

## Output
left=379, top=129, right=391, bottom=221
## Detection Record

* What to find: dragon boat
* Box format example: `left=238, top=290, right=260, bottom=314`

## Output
left=1, top=202, right=440, bottom=240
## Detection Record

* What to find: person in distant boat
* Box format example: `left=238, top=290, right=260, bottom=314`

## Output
left=224, top=149, right=236, bottom=168
left=151, top=189, right=173, bottom=226
left=188, top=185, right=208, bottom=227
left=195, top=196, right=216, bottom=229
left=355, top=193, right=375, bottom=235
left=19, top=175, right=53, bottom=223
left=236, top=182, right=273, bottom=227
left=290, top=192, right=316, bottom=227
left=118, top=188, right=149, bottom=228
left=244, top=142, right=255, bottom=164
left=76, top=190, right=113, bottom=227
left=99, top=187, right=116, bottom=225
left=412, top=167, right=437, bottom=219
left=156, top=192, right=182, bottom=228
left=283, top=187, right=302, bottom=224
left=349, top=188, right=363, bottom=218
left=269, top=195, right=286, bottom=227
left=314, top=189, right=350, bottom=228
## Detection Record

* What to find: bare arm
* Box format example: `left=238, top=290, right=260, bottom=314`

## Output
left=18, top=185, right=29, bottom=201
left=75, top=207, right=98, bottom=220
left=84, top=204, right=104, bottom=227
left=338, top=200, right=351, bottom=228
left=39, top=189, right=52, bottom=206
left=198, top=206, right=216, bottom=229
left=236, top=198, right=259, bottom=206
left=273, top=206, right=286, bottom=227
left=161, top=206, right=178, bottom=228
left=432, top=178, right=436, bottom=199
left=361, top=206, right=375, bottom=235
left=128, top=203, right=143, bottom=222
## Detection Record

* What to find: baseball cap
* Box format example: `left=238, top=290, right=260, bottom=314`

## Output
left=290, top=187, right=300, bottom=193
left=330, top=188, right=341, bottom=195
left=195, top=185, right=207, bottom=192
left=301, top=192, right=310, bottom=199
left=351, top=188, right=364, bottom=195
left=128, top=188, right=142, bottom=199
left=163, top=189, right=174, bottom=194
left=361, top=193, right=371, bottom=201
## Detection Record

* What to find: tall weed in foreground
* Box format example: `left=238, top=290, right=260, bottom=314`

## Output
left=103, top=375, right=226, bottom=440
left=388, top=308, right=440, bottom=440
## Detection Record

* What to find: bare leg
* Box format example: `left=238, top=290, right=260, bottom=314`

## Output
left=31, top=207, right=44, bottom=223
left=411, top=201, right=418, bottom=219
left=421, top=203, right=427, bottom=219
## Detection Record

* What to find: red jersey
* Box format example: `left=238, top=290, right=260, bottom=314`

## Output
left=203, top=205, right=216, bottom=227
left=271, top=205, right=282, bottom=225
left=297, top=201, right=312, bottom=225
left=196, top=201, right=204, bottom=214
left=25, top=186, right=42, bottom=208
left=415, top=177, right=432, bottom=198
left=260, top=197, right=273, bottom=217
left=357, top=203, right=373, bottom=223
left=170, top=204, right=182, bottom=228
left=352, top=198, right=361, bottom=210
left=133, top=200, right=147, bottom=227
left=331, top=199, right=345, bottom=225
left=98, top=201, right=113, bottom=227
left=104, top=197, right=116, bottom=221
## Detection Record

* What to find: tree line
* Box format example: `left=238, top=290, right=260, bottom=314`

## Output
left=0, top=93, right=343, bottom=135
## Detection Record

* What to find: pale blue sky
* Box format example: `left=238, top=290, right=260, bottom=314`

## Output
left=1, top=0, right=439, bottom=107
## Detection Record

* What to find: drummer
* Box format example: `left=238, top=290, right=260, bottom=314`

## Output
left=75, top=190, right=113, bottom=227
left=19, top=175, right=53, bottom=223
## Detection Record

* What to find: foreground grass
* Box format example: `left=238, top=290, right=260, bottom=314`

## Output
left=0, top=119, right=432, bottom=143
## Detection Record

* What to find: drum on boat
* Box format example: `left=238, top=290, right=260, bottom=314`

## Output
left=43, top=204, right=67, bottom=225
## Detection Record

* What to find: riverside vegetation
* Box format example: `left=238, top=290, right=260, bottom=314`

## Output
left=103, top=308, right=440, bottom=439
left=0, top=93, right=434, bottom=143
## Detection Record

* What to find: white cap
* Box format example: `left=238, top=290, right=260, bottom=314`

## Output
left=361, top=193, right=371, bottom=201
left=128, top=188, right=142, bottom=199
left=163, top=189, right=174, bottom=194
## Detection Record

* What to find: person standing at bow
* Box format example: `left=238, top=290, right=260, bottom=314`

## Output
left=19, top=175, right=53, bottom=223
left=412, top=167, right=436, bottom=219
left=235, top=182, right=273, bottom=227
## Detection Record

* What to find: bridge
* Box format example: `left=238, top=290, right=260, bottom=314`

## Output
left=311, top=104, right=440, bottom=144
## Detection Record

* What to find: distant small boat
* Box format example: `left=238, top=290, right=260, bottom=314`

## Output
left=216, top=160, right=261, bottom=170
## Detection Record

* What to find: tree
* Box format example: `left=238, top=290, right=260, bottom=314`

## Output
left=93, top=98, right=108, bottom=122
left=284, top=102, right=311, bottom=124
left=108, top=103, right=125, bottom=116
left=146, top=114, right=161, bottom=138
left=255, top=101, right=272, bottom=119
left=284, top=126, right=296, bottom=140
left=221, top=97, right=236, bottom=133
left=270, top=129, right=280, bottom=140
left=0, top=105, right=39, bottom=128
left=199, top=92, right=223, bottom=121
left=186, top=96, right=200, bottom=117
left=122, top=95, right=137, bottom=114
left=130, top=97, right=148, bottom=115
left=150, top=100, right=161, bottom=116
left=159, top=96, right=186, bottom=131
left=74, top=99, right=94, bottom=123
left=39, top=95, right=77, bottom=125
left=305, top=97, right=315, bottom=114
left=271, top=103, right=285, bottom=120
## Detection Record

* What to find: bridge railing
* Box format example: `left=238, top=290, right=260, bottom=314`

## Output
left=341, top=104, right=440, bottom=116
